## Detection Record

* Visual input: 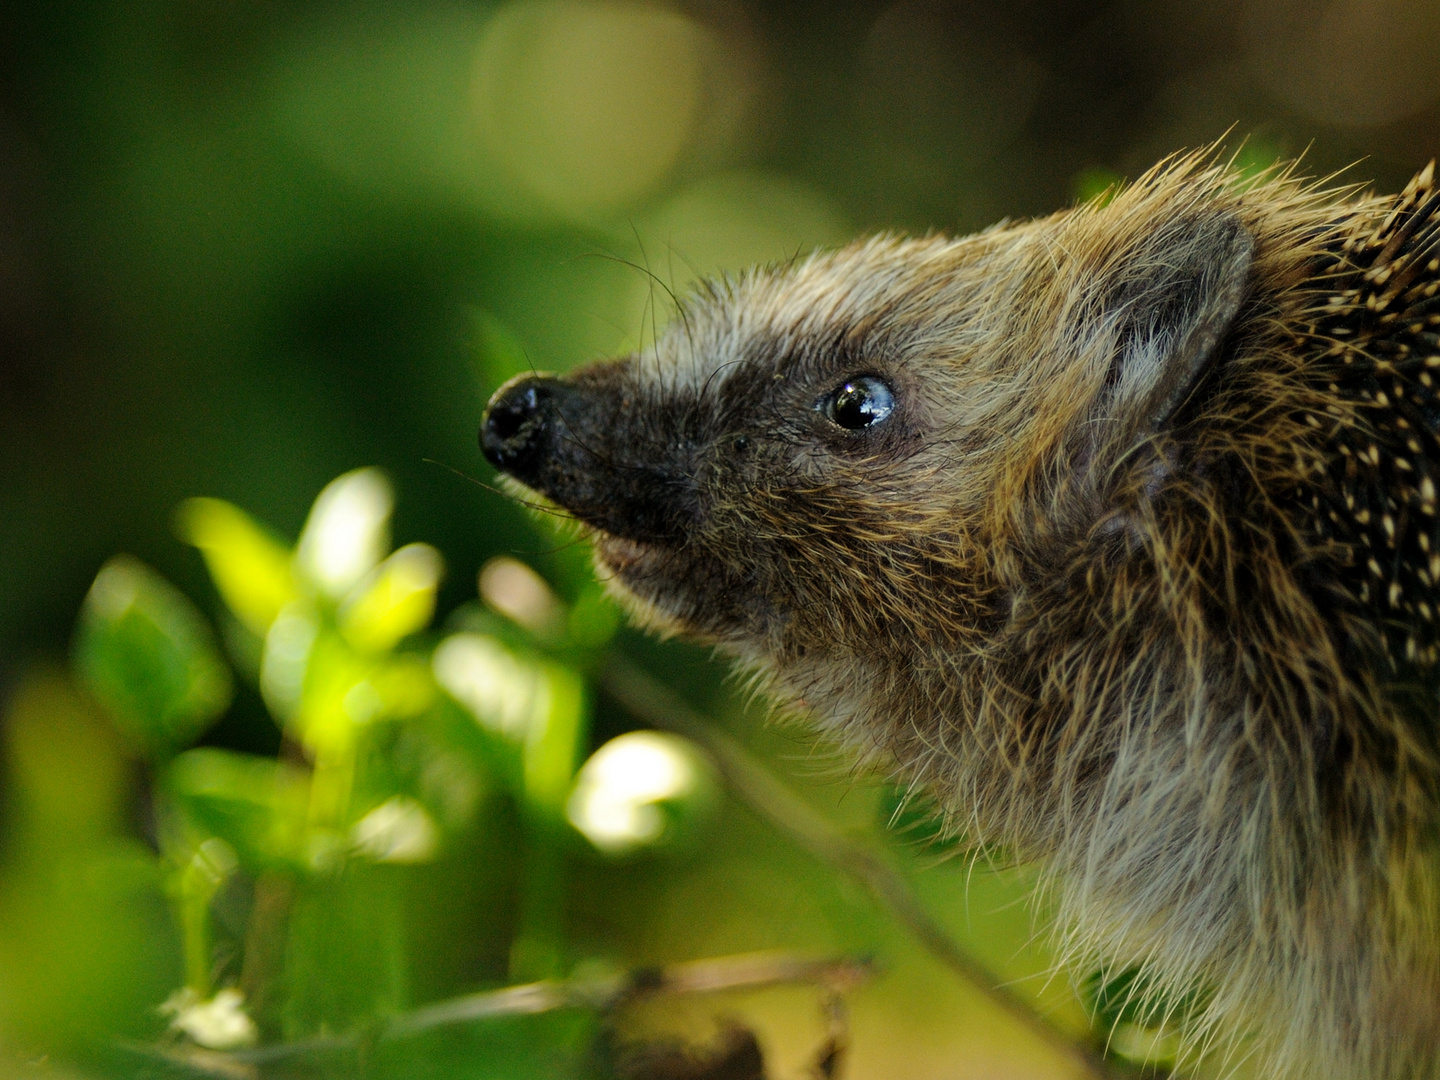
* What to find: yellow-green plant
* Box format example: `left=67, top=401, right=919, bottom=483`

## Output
left=61, top=467, right=714, bottom=1057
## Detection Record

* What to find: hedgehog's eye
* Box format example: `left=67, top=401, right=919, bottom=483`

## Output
left=820, top=376, right=895, bottom=430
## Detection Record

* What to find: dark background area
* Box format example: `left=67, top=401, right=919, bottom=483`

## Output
left=3, top=0, right=1435, bottom=678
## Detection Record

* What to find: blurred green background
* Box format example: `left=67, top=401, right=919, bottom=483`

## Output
left=0, top=2, right=1437, bottom=1078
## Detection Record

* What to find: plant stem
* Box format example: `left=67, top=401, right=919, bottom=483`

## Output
left=510, top=662, right=588, bottom=981
left=239, top=871, right=295, bottom=1028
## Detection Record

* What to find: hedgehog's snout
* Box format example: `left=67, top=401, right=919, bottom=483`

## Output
left=480, top=373, right=569, bottom=483
left=482, top=370, right=701, bottom=547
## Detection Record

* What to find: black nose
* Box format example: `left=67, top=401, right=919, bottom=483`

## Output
left=481, top=374, right=561, bottom=477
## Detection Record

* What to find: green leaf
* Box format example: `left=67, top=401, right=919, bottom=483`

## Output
left=340, top=543, right=444, bottom=652
left=165, top=748, right=312, bottom=871
left=258, top=601, right=320, bottom=723
left=4, top=669, right=131, bottom=846
left=435, top=633, right=584, bottom=817
left=0, top=670, right=178, bottom=1049
left=521, top=662, right=587, bottom=820
left=73, top=556, right=234, bottom=756
left=432, top=632, right=551, bottom=744
left=295, top=468, right=393, bottom=600
left=352, top=796, right=439, bottom=863
left=175, top=497, right=298, bottom=636
left=270, top=621, right=436, bottom=750
left=370, top=655, right=439, bottom=720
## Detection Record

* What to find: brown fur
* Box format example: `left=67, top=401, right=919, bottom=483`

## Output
left=482, top=153, right=1440, bottom=1079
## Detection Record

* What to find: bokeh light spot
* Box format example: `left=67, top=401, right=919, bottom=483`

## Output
left=480, top=556, right=565, bottom=637
left=472, top=0, right=707, bottom=216
left=433, top=632, right=547, bottom=739
left=566, top=731, right=707, bottom=854
left=352, top=797, right=439, bottom=863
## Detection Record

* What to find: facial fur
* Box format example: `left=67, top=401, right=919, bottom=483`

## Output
left=482, top=154, right=1440, bottom=1080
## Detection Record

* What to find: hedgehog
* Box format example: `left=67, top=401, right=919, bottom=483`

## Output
left=479, top=153, right=1440, bottom=1080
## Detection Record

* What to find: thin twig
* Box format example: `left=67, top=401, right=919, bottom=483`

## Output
left=128, top=952, right=872, bottom=1076
left=387, top=951, right=872, bottom=1039
left=599, top=653, right=1117, bottom=1080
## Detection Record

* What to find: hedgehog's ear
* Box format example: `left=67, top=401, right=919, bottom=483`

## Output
left=1093, top=211, right=1253, bottom=438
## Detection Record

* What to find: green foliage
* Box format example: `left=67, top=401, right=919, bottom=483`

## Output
left=0, top=674, right=179, bottom=1051
left=9, top=468, right=740, bottom=1074
left=165, top=750, right=313, bottom=872
left=72, top=556, right=234, bottom=757
left=175, top=499, right=298, bottom=638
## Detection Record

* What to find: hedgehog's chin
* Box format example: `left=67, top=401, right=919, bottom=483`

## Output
left=592, top=533, right=652, bottom=574
left=591, top=531, right=767, bottom=647
left=591, top=533, right=697, bottom=638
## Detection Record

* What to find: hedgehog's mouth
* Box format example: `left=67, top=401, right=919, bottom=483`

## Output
left=589, top=527, right=772, bottom=645
left=590, top=530, right=697, bottom=608
left=592, top=533, right=653, bottom=574
left=590, top=531, right=709, bottom=637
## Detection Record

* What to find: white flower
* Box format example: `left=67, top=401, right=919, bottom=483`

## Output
left=161, top=987, right=258, bottom=1050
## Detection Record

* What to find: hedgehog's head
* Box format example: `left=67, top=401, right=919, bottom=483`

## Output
left=480, top=181, right=1254, bottom=690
